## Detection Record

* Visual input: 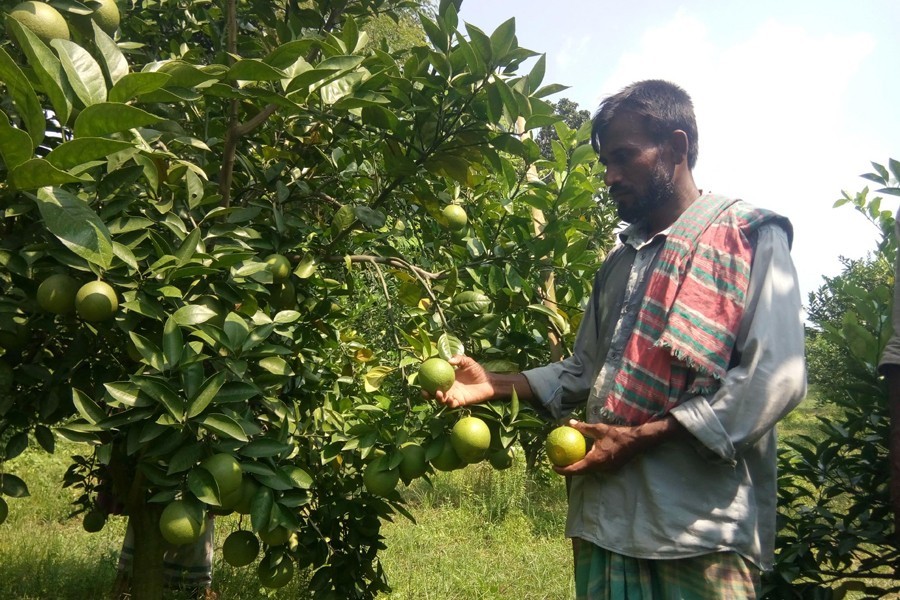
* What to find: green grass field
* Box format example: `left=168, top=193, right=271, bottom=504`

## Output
left=0, top=394, right=827, bottom=599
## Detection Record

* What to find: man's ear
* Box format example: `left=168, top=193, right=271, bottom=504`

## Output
left=668, top=130, right=690, bottom=166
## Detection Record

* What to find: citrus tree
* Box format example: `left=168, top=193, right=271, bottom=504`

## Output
left=0, top=0, right=615, bottom=597
left=763, top=160, right=900, bottom=598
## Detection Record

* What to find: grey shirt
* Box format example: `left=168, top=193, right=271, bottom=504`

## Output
left=523, top=222, right=807, bottom=570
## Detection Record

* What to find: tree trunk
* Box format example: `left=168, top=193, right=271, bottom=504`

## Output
left=128, top=501, right=166, bottom=600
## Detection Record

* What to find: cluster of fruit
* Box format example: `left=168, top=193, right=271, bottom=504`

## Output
left=8, top=0, right=120, bottom=44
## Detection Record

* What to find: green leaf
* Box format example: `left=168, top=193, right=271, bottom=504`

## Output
left=526, top=54, right=545, bottom=94
left=73, top=102, right=164, bottom=137
left=354, top=206, right=386, bottom=229
left=0, top=46, right=44, bottom=147
left=490, top=18, right=517, bottom=60
left=570, top=143, right=596, bottom=168
left=258, top=357, right=293, bottom=376
left=104, top=381, right=147, bottom=407
left=72, top=388, right=106, bottom=424
left=250, top=485, right=274, bottom=533
left=133, top=375, right=184, bottom=421
left=108, top=72, right=171, bottom=103
left=240, top=439, right=292, bottom=459
left=9, top=158, right=91, bottom=190
left=51, top=39, right=108, bottom=106
left=533, top=83, right=569, bottom=99
left=92, top=21, right=128, bottom=84
left=524, top=114, right=562, bottom=130
left=451, top=291, right=491, bottom=315
left=420, top=13, right=448, bottom=52
left=5, top=432, right=28, bottom=461
left=163, top=316, right=184, bottom=370
left=7, top=17, right=73, bottom=125
left=0, top=473, right=30, bottom=498
left=227, top=59, right=287, bottom=81
left=175, top=228, right=201, bottom=266
left=510, top=385, right=520, bottom=422
left=172, top=304, right=217, bottom=326
left=294, top=255, right=317, bottom=279
left=167, top=443, right=203, bottom=475
left=45, top=137, right=134, bottom=170
left=364, top=365, right=395, bottom=393
left=0, top=109, right=34, bottom=170
left=199, top=413, right=249, bottom=442
left=286, top=467, right=312, bottom=489
left=188, top=467, right=221, bottom=505
left=34, top=187, right=114, bottom=270
left=188, top=372, right=226, bottom=419
left=34, top=425, right=55, bottom=453
left=224, top=313, right=249, bottom=350
left=889, top=158, right=900, bottom=183
left=437, top=333, right=465, bottom=360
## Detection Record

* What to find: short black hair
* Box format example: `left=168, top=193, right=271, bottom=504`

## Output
left=590, top=80, right=699, bottom=170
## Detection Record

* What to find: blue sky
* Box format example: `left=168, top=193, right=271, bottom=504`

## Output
left=457, top=0, right=900, bottom=302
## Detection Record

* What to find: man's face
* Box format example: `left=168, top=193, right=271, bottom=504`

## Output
left=596, top=113, right=676, bottom=224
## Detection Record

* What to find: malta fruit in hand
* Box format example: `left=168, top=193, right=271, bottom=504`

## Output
left=545, top=425, right=587, bottom=468
left=450, top=416, right=491, bottom=464
left=418, top=357, right=455, bottom=395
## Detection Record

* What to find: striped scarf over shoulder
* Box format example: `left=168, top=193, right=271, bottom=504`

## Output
left=603, top=194, right=792, bottom=426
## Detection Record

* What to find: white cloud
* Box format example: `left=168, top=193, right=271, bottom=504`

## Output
left=598, top=10, right=880, bottom=300
left=554, top=34, right=593, bottom=71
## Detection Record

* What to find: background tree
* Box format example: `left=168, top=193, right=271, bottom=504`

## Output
left=0, top=0, right=616, bottom=598
left=763, top=160, right=900, bottom=599
left=536, top=97, right=592, bottom=160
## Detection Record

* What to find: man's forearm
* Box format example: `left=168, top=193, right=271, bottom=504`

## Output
left=487, top=372, right=535, bottom=404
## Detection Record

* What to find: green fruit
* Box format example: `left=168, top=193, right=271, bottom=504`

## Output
left=258, top=525, right=291, bottom=547
left=72, top=0, right=120, bottom=35
left=271, top=281, right=297, bottom=310
left=265, top=254, right=292, bottom=282
left=257, top=551, right=294, bottom=589
left=82, top=509, right=107, bottom=533
left=418, top=357, right=455, bottom=395
left=398, top=444, right=428, bottom=483
left=75, top=281, right=118, bottom=322
left=488, top=448, right=514, bottom=470
left=223, top=530, right=260, bottom=567
left=37, top=273, right=79, bottom=314
left=159, top=500, right=206, bottom=545
left=450, top=416, right=491, bottom=464
left=200, top=453, right=242, bottom=498
left=442, top=204, right=467, bottom=231
left=545, top=425, right=587, bottom=468
left=451, top=291, right=491, bottom=316
left=363, top=462, right=400, bottom=496
left=232, top=477, right=259, bottom=515
left=0, top=497, right=8, bottom=525
left=429, top=439, right=463, bottom=472
left=9, top=1, right=70, bottom=44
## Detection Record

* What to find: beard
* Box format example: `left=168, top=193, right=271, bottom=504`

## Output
left=613, top=162, right=677, bottom=224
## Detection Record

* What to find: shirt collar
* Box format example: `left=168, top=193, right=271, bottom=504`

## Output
left=618, top=221, right=671, bottom=250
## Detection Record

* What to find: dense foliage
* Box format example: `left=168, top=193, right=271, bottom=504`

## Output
left=763, top=160, right=900, bottom=598
left=0, top=0, right=615, bottom=597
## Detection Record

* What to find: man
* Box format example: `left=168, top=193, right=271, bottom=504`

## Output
left=433, top=80, right=807, bottom=598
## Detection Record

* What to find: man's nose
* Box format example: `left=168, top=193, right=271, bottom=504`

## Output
left=604, top=165, right=620, bottom=187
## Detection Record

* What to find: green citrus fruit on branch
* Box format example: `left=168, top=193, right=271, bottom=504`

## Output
left=0, top=497, right=8, bottom=525
left=9, top=1, right=70, bottom=43
left=398, top=444, right=428, bottom=483
left=265, top=253, right=292, bottom=282
left=429, top=439, right=463, bottom=472
left=75, top=280, right=118, bottom=322
left=363, top=462, right=400, bottom=496
left=223, top=530, right=260, bottom=568
left=159, top=500, right=207, bottom=545
left=545, top=425, right=587, bottom=468
left=82, top=509, right=107, bottom=532
left=442, top=204, right=467, bottom=231
left=200, top=453, right=243, bottom=498
left=450, top=416, right=491, bottom=464
left=37, top=273, right=79, bottom=314
left=258, top=525, right=291, bottom=547
left=417, top=357, right=455, bottom=395
left=72, top=0, right=120, bottom=36
left=257, top=551, right=294, bottom=589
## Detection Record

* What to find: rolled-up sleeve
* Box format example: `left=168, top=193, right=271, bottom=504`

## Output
left=670, top=224, right=807, bottom=462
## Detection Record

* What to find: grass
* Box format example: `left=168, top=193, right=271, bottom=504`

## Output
left=0, top=443, right=571, bottom=599
left=0, top=391, right=846, bottom=599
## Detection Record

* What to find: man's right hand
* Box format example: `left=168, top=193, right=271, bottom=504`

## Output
left=425, top=355, right=495, bottom=408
